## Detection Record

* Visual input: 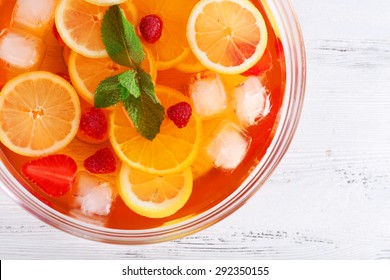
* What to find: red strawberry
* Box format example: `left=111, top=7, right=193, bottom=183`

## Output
left=139, top=14, right=163, bottom=44
left=167, top=102, right=192, bottom=128
left=78, top=107, right=108, bottom=143
left=84, top=147, right=116, bottom=174
left=241, top=50, right=273, bottom=77
left=21, top=155, right=77, bottom=197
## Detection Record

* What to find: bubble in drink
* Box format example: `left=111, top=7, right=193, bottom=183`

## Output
left=12, top=0, right=57, bottom=37
left=189, top=72, right=227, bottom=118
left=0, top=28, right=45, bottom=71
left=206, top=121, right=251, bottom=170
left=231, top=76, right=271, bottom=127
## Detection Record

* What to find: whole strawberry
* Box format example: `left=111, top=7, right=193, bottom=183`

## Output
left=139, top=14, right=163, bottom=44
left=167, top=102, right=192, bottom=128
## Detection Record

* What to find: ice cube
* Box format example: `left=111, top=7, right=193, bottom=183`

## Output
left=206, top=121, right=251, bottom=170
left=231, top=76, right=271, bottom=127
left=0, top=28, right=45, bottom=72
left=72, top=171, right=114, bottom=217
left=189, top=72, right=227, bottom=118
left=12, top=0, right=57, bottom=37
left=80, top=183, right=113, bottom=216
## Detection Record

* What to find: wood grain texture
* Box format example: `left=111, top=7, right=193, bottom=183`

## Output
left=1, top=0, right=390, bottom=259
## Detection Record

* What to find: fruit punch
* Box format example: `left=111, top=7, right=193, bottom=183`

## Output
left=0, top=0, right=286, bottom=230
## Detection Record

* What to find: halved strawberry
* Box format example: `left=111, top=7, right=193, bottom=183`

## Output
left=22, top=155, right=77, bottom=197
left=83, top=147, right=116, bottom=174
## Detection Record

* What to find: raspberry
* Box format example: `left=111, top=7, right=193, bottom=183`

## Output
left=84, top=147, right=116, bottom=174
left=167, top=102, right=192, bottom=128
left=139, top=14, right=163, bottom=44
left=79, top=107, right=108, bottom=141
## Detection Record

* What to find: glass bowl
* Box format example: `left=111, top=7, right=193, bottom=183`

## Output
left=0, top=0, right=306, bottom=244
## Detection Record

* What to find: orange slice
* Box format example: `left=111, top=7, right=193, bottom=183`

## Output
left=131, top=0, right=199, bottom=70
left=119, top=164, right=192, bottom=218
left=68, top=48, right=156, bottom=104
left=121, top=0, right=140, bottom=23
left=186, top=0, right=268, bottom=74
left=109, top=85, right=202, bottom=175
left=0, top=71, right=81, bottom=157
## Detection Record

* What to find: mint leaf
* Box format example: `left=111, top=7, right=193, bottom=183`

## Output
left=137, top=68, right=159, bottom=102
left=94, top=75, right=124, bottom=108
left=101, top=5, right=144, bottom=69
left=118, top=70, right=140, bottom=99
left=123, top=97, right=165, bottom=141
left=123, top=72, right=165, bottom=141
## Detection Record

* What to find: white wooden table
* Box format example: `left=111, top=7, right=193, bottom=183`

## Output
left=1, top=0, right=390, bottom=259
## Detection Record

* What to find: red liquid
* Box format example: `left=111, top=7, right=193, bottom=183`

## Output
left=0, top=0, right=16, bottom=30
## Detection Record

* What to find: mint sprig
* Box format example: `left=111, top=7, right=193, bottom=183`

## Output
left=94, top=5, right=164, bottom=141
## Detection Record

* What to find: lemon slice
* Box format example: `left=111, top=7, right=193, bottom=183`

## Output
left=55, top=0, right=109, bottom=58
left=0, top=71, right=80, bottom=157
left=119, top=164, right=192, bottom=218
left=55, top=0, right=138, bottom=58
left=186, top=0, right=268, bottom=74
left=109, top=85, right=202, bottom=175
